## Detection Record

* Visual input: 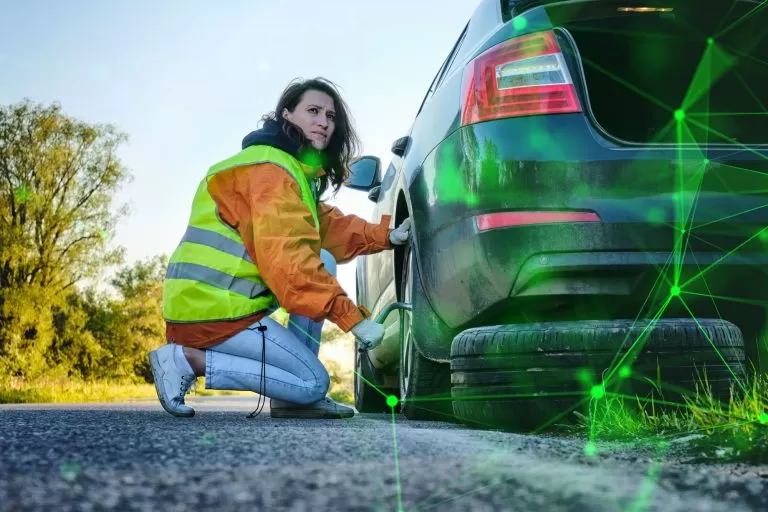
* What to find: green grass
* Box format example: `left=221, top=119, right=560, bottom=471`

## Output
left=573, top=371, right=768, bottom=462
left=0, top=377, right=250, bottom=404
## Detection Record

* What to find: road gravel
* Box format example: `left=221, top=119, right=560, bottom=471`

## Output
left=1, top=397, right=767, bottom=511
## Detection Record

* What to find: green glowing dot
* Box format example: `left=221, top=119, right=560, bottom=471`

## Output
left=707, top=37, right=714, bottom=46
left=759, top=230, right=768, bottom=242
left=513, top=16, right=528, bottom=30
left=99, top=230, right=108, bottom=239
left=584, top=442, right=597, bottom=457
left=646, top=207, right=664, bottom=225
left=760, top=413, right=768, bottom=424
left=619, top=366, right=631, bottom=379
left=59, top=461, right=81, bottom=481
left=590, top=385, right=605, bottom=400
left=529, top=130, right=549, bottom=149
left=386, top=395, right=399, bottom=408
left=681, top=228, right=686, bottom=234
left=576, top=368, right=592, bottom=385
left=200, top=432, right=215, bottom=446
left=13, top=185, right=31, bottom=203
left=674, top=109, right=685, bottom=122
left=670, top=285, right=681, bottom=297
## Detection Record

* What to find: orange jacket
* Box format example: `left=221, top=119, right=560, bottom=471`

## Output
left=166, top=162, right=393, bottom=349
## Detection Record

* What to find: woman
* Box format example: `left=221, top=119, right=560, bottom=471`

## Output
left=150, top=77, right=411, bottom=419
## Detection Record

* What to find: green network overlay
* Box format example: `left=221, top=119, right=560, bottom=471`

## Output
left=36, top=5, right=765, bottom=510
left=9, top=4, right=758, bottom=510
left=289, top=9, right=767, bottom=511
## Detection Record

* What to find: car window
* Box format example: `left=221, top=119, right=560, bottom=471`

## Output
left=435, top=28, right=469, bottom=89
left=443, top=0, right=503, bottom=83
left=416, top=22, right=469, bottom=116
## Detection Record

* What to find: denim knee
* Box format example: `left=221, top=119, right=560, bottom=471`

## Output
left=294, top=365, right=330, bottom=405
left=319, top=249, right=337, bottom=277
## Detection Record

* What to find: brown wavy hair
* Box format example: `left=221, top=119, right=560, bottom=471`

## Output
left=261, top=77, right=361, bottom=197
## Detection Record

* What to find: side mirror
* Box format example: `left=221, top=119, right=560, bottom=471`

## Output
left=345, top=156, right=380, bottom=191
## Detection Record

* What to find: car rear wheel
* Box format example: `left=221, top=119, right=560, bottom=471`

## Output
left=451, top=318, right=746, bottom=431
left=400, top=243, right=454, bottom=421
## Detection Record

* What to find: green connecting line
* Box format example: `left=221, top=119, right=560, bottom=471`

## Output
left=601, top=251, right=678, bottom=382
left=680, top=226, right=768, bottom=288
left=579, top=55, right=672, bottom=112
left=625, top=446, right=667, bottom=512
left=686, top=116, right=768, bottom=161
left=690, top=203, right=768, bottom=232
left=715, top=0, right=768, bottom=38
left=603, top=296, right=673, bottom=385
left=683, top=291, right=768, bottom=308
left=391, top=405, right=404, bottom=512
left=678, top=297, right=748, bottom=394
left=689, top=112, right=768, bottom=117
left=732, top=69, right=768, bottom=112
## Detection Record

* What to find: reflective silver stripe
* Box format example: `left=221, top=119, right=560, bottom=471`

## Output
left=181, top=226, right=253, bottom=263
left=166, top=262, right=267, bottom=298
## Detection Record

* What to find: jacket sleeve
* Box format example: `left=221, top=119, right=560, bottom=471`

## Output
left=207, top=164, right=366, bottom=332
left=318, top=202, right=393, bottom=264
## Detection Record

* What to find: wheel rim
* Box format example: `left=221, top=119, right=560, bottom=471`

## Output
left=401, top=250, right=414, bottom=398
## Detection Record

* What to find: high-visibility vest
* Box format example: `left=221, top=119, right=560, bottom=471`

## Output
left=163, top=145, right=320, bottom=323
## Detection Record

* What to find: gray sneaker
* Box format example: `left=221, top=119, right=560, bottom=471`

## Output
left=149, top=344, right=196, bottom=418
left=270, top=396, right=355, bottom=419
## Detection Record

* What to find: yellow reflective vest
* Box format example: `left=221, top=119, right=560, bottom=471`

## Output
left=163, top=145, right=320, bottom=323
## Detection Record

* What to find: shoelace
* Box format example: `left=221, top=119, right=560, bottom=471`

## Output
left=177, top=375, right=197, bottom=403
left=247, top=323, right=268, bottom=418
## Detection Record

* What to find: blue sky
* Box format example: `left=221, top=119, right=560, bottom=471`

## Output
left=0, top=0, right=479, bottom=297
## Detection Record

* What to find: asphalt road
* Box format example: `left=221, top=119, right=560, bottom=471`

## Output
left=1, top=396, right=767, bottom=511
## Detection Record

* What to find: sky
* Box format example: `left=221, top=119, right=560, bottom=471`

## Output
left=0, top=0, right=480, bottom=299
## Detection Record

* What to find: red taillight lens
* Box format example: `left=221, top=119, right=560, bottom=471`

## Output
left=461, top=30, right=582, bottom=126
left=475, top=211, right=600, bottom=231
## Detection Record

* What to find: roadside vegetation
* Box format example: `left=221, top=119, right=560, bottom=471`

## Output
left=0, top=100, right=354, bottom=406
left=574, top=370, right=768, bottom=462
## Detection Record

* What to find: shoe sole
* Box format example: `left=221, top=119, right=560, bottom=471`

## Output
left=149, top=351, right=195, bottom=418
left=270, top=409, right=355, bottom=419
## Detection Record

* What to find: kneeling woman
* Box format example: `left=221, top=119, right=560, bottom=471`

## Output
left=150, top=77, right=411, bottom=419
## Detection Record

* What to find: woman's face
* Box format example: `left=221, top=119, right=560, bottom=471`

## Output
left=282, top=89, right=336, bottom=150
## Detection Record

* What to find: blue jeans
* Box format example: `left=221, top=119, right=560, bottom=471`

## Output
left=203, top=250, right=337, bottom=404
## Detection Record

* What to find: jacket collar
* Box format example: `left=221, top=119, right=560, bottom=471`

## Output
left=241, top=120, right=326, bottom=177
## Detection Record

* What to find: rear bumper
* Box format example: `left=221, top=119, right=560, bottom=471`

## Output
left=408, top=117, right=768, bottom=353
left=417, top=216, right=768, bottom=331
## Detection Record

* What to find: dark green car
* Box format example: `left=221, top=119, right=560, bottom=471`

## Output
left=345, top=0, right=767, bottom=428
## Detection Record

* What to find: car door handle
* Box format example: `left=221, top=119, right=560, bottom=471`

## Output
left=368, top=186, right=381, bottom=202
left=391, top=136, right=410, bottom=157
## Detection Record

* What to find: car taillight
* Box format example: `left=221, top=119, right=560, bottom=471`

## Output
left=475, top=211, right=600, bottom=231
left=461, top=30, right=582, bottom=126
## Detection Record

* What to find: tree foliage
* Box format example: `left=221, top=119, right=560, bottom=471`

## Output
left=0, top=99, right=129, bottom=292
left=0, top=100, right=166, bottom=382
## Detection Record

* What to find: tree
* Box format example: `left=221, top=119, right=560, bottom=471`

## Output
left=0, top=99, right=131, bottom=378
left=0, top=99, right=129, bottom=292
left=107, top=255, right=168, bottom=381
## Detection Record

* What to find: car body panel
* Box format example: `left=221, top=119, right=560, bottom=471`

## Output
left=355, top=0, right=768, bottom=368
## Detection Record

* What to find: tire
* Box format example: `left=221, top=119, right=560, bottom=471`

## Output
left=354, top=340, right=391, bottom=413
left=451, top=318, right=746, bottom=431
left=400, top=243, right=454, bottom=421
